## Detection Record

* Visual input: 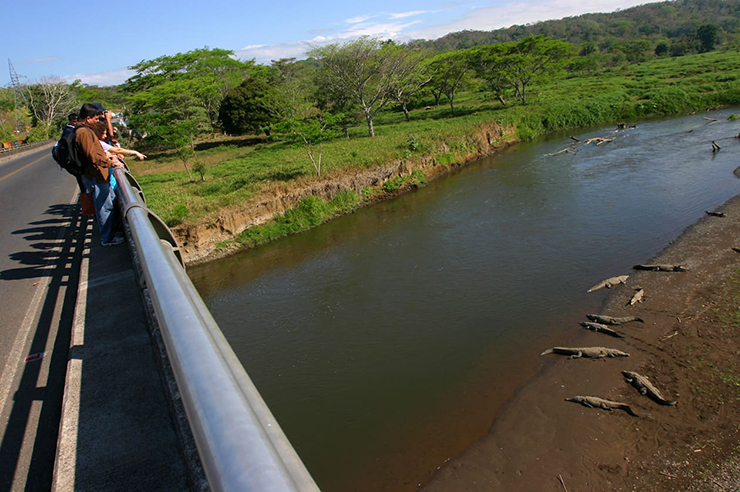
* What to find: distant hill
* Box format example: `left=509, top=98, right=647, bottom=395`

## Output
left=409, top=0, right=740, bottom=51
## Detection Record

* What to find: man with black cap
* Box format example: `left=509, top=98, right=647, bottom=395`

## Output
left=76, top=103, right=125, bottom=246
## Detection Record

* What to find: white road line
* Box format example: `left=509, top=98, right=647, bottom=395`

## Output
left=53, top=219, right=90, bottom=486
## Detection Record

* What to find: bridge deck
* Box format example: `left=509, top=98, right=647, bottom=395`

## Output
left=54, top=217, right=190, bottom=491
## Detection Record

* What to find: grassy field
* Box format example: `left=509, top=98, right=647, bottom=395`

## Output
left=129, top=50, right=740, bottom=229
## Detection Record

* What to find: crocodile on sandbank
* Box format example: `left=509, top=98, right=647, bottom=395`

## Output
left=586, top=314, right=644, bottom=325
left=579, top=321, right=625, bottom=338
left=587, top=275, right=629, bottom=293
left=540, top=347, right=629, bottom=359
left=566, top=396, right=638, bottom=417
left=622, top=370, right=677, bottom=406
left=628, top=288, right=645, bottom=305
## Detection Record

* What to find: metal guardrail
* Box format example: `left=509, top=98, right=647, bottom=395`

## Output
left=0, top=139, right=54, bottom=155
left=112, top=167, right=320, bottom=492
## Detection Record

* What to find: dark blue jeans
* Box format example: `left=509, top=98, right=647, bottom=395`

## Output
left=82, top=176, right=120, bottom=244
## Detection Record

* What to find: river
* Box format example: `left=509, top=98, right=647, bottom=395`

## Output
left=188, top=109, right=740, bottom=491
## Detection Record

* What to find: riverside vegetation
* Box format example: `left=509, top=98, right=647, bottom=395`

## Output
left=7, top=0, right=740, bottom=261
left=126, top=48, right=740, bottom=261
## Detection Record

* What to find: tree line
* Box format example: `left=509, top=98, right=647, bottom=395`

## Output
left=5, top=0, right=732, bottom=173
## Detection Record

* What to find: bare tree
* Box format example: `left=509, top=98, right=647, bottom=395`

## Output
left=309, top=37, right=405, bottom=137
left=25, top=76, right=78, bottom=138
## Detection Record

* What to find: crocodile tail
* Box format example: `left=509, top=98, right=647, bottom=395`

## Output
left=540, top=348, right=554, bottom=356
left=622, top=405, right=639, bottom=417
left=659, top=399, right=678, bottom=406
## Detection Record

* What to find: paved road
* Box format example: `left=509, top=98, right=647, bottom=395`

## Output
left=0, top=145, right=83, bottom=491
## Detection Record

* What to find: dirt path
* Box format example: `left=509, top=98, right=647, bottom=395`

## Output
left=422, top=194, right=740, bottom=491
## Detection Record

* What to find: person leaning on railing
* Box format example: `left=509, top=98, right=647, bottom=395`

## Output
left=89, top=120, right=147, bottom=161
left=75, top=103, right=126, bottom=247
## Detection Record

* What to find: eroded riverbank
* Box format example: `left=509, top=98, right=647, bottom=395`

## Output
left=175, top=122, right=517, bottom=265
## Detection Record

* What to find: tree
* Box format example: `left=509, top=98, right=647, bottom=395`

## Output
left=128, top=80, right=209, bottom=179
left=427, top=50, right=471, bottom=115
left=309, top=37, right=405, bottom=137
left=655, top=42, right=670, bottom=56
left=124, top=48, right=252, bottom=177
left=470, top=44, right=511, bottom=105
left=24, top=77, right=78, bottom=139
left=125, top=47, right=251, bottom=132
left=0, top=88, right=19, bottom=140
left=269, top=58, right=318, bottom=120
left=613, top=39, right=651, bottom=63
left=504, top=36, right=572, bottom=105
left=219, top=77, right=281, bottom=136
left=384, top=46, right=431, bottom=121
left=313, top=65, right=357, bottom=138
left=696, top=24, right=718, bottom=52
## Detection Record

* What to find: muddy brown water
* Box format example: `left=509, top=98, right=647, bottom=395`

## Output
left=188, top=109, right=740, bottom=491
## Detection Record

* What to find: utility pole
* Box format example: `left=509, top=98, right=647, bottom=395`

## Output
left=8, top=59, right=27, bottom=133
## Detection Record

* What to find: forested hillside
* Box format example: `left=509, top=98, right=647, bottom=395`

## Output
left=411, top=0, right=740, bottom=52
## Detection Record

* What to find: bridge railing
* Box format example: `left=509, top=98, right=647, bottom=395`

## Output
left=111, top=166, right=319, bottom=492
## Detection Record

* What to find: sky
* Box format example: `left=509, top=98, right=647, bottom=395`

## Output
left=2, top=0, right=659, bottom=88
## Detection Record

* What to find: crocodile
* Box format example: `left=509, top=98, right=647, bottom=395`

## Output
left=580, top=321, right=625, bottom=338
left=628, top=289, right=645, bottom=306
left=706, top=210, right=726, bottom=218
left=540, top=346, right=629, bottom=359
left=633, top=264, right=688, bottom=272
left=566, top=396, right=638, bottom=417
left=587, top=275, right=629, bottom=293
left=586, top=314, right=644, bottom=325
left=622, top=371, right=677, bottom=406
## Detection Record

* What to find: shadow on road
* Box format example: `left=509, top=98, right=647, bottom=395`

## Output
left=0, top=202, right=87, bottom=491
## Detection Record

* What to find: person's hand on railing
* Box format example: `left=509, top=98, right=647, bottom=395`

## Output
left=109, top=156, right=126, bottom=168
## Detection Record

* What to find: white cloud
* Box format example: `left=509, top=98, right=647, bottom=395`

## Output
left=345, top=14, right=374, bottom=24
left=389, top=10, right=432, bottom=19
left=404, top=0, right=653, bottom=41
left=340, top=20, right=423, bottom=39
left=65, top=67, right=136, bottom=87
left=235, top=42, right=311, bottom=63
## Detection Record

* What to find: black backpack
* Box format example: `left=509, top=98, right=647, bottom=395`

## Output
left=51, top=126, right=91, bottom=177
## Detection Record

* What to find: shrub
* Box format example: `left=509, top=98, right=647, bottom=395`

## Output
left=436, top=152, right=454, bottom=166
left=331, top=189, right=359, bottom=213
left=383, top=175, right=407, bottom=192
left=167, top=204, right=190, bottom=226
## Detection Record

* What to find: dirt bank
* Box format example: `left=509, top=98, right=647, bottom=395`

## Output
left=173, top=122, right=516, bottom=266
left=421, top=195, right=740, bottom=491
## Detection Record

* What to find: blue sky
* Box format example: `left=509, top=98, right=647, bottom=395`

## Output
left=2, top=0, right=656, bottom=87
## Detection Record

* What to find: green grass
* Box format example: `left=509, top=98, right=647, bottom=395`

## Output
left=131, top=50, right=740, bottom=228
left=234, top=193, right=354, bottom=248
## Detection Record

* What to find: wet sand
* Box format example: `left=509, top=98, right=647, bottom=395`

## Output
left=422, top=193, right=740, bottom=491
